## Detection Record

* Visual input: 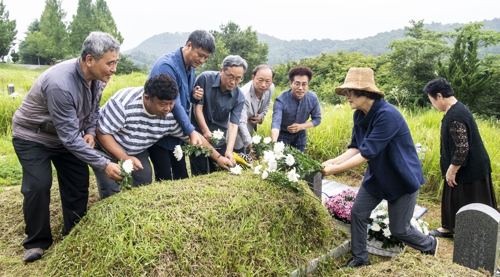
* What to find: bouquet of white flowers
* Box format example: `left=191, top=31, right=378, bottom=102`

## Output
left=251, top=136, right=323, bottom=194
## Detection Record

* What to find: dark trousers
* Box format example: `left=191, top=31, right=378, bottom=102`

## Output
left=350, top=186, right=435, bottom=263
left=12, top=137, right=89, bottom=250
left=93, top=150, right=153, bottom=200
left=148, top=143, right=189, bottom=181
left=190, top=144, right=227, bottom=176
left=278, top=130, right=306, bottom=152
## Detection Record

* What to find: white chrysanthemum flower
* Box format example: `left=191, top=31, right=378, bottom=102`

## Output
left=122, top=159, right=134, bottom=174
left=267, top=159, right=278, bottom=172
left=213, top=129, right=225, bottom=140
left=252, top=135, right=262, bottom=144
left=262, top=170, right=268, bottom=179
left=173, top=145, right=183, bottom=161
left=230, top=165, right=242, bottom=175
left=263, top=150, right=275, bottom=163
left=275, top=151, right=285, bottom=160
left=287, top=167, right=300, bottom=182
left=376, top=210, right=386, bottom=217
left=273, top=141, right=285, bottom=155
left=383, top=228, right=392, bottom=238
left=254, top=165, right=262, bottom=175
left=285, top=154, right=295, bottom=166
left=370, top=212, right=377, bottom=219
left=263, top=137, right=272, bottom=144
left=383, top=217, right=390, bottom=225
left=371, top=223, right=381, bottom=232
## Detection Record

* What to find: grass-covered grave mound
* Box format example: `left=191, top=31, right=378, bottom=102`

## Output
left=42, top=171, right=348, bottom=276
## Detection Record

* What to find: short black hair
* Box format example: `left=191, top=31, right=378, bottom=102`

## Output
left=288, top=66, right=313, bottom=82
left=187, top=30, right=216, bottom=54
left=423, top=78, right=455, bottom=99
left=144, top=74, right=179, bottom=101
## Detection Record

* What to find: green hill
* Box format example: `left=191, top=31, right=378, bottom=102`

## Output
left=124, top=18, right=500, bottom=68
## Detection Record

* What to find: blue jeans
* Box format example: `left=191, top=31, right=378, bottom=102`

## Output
left=350, top=186, right=435, bottom=263
left=93, top=150, right=153, bottom=200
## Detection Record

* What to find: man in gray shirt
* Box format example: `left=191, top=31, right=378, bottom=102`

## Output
left=234, top=65, right=275, bottom=159
left=12, top=32, right=123, bottom=263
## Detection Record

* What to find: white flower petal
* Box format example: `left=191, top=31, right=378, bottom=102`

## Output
left=252, top=135, right=262, bottom=144
left=262, top=170, right=268, bottom=179
left=229, top=165, right=242, bottom=175
left=173, top=145, right=183, bottom=161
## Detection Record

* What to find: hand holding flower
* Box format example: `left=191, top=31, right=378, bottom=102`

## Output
left=215, top=154, right=231, bottom=170
left=320, top=164, right=341, bottom=176
left=225, top=151, right=236, bottom=165
left=188, top=131, right=204, bottom=146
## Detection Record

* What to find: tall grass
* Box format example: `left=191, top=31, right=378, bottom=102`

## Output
left=258, top=95, right=500, bottom=200
left=0, top=64, right=49, bottom=94
left=1, top=66, right=500, bottom=201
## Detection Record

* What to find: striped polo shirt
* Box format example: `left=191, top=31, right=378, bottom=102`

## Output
left=98, top=87, right=188, bottom=156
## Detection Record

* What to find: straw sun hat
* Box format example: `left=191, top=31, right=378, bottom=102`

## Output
left=334, top=67, right=385, bottom=97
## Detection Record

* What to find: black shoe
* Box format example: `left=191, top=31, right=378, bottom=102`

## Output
left=429, top=228, right=453, bottom=238
left=339, top=257, right=371, bottom=269
left=421, top=237, right=439, bottom=256
left=22, top=248, right=44, bottom=263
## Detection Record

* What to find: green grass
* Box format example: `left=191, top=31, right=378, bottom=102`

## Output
left=0, top=172, right=349, bottom=276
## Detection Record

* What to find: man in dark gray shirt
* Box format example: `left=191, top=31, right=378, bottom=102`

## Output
left=190, top=55, right=246, bottom=175
left=12, top=32, right=123, bottom=263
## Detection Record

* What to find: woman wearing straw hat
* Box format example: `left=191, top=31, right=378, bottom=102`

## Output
left=321, top=68, right=438, bottom=268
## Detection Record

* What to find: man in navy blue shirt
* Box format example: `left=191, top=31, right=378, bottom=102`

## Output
left=148, top=30, right=215, bottom=181
left=271, top=66, right=321, bottom=152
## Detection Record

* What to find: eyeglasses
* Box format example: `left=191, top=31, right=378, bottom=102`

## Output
left=343, top=89, right=352, bottom=97
left=223, top=71, right=244, bottom=83
left=292, top=82, right=308, bottom=88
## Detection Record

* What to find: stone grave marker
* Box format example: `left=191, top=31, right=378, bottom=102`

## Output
left=305, top=172, right=322, bottom=199
left=453, top=203, right=500, bottom=276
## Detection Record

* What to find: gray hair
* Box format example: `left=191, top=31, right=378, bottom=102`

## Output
left=80, top=32, right=120, bottom=61
left=187, top=30, right=216, bottom=54
left=221, top=55, right=248, bottom=72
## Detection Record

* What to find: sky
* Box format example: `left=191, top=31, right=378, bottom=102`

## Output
left=3, top=0, right=500, bottom=52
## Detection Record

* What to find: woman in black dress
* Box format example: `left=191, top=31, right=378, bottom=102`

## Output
left=423, top=78, right=497, bottom=237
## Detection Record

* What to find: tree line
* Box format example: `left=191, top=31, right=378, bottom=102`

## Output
left=274, top=20, right=500, bottom=118
left=1, top=1, right=500, bottom=117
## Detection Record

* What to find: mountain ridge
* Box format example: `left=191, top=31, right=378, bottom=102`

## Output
left=123, top=18, right=500, bottom=68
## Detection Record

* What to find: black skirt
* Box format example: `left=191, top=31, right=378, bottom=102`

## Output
left=441, top=174, right=498, bottom=231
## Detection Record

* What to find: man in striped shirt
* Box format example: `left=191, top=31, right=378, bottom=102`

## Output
left=93, top=74, right=231, bottom=199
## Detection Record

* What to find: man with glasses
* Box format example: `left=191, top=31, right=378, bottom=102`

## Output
left=234, top=64, right=275, bottom=160
left=271, top=66, right=321, bottom=152
left=190, top=55, right=247, bottom=175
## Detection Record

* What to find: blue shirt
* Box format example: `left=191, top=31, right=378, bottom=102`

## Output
left=192, top=71, right=245, bottom=146
left=271, top=89, right=321, bottom=132
left=350, top=98, right=425, bottom=201
left=148, top=47, right=196, bottom=150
